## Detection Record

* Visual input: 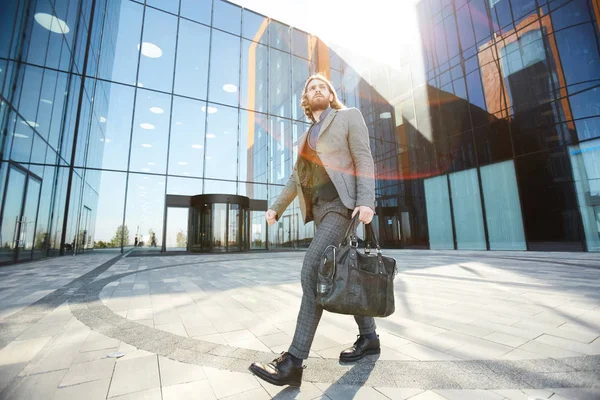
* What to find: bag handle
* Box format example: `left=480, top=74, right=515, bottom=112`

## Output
left=342, top=213, right=381, bottom=252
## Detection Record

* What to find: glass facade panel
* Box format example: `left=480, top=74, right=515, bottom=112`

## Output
left=240, top=39, right=268, bottom=112
left=424, top=175, right=454, bottom=249
left=168, top=96, right=206, bottom=178
left=129, top=88, right=171, bottom=174
left=212, top=0, right=241, bottom=35
left=125, top=173, right=165, bottom=248
left=449, top=169, right=486, bottom=249
left=209, top=30, right=241, bottom=107
left=569, top=140, right=600, bottom=252
left=174, top=19, right=210, bottom=99
left=480, top=160, right=526, bottom=249
left=204, top=104, right=238, bottom=181
left=180, top=0, right=212, bottom=25
left=137, top=7, right=177, bottom=92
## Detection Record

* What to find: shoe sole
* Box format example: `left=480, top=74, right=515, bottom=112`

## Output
left=339, top=348, right=381, bottom=362
left=248, top=365, right=302, bottom=387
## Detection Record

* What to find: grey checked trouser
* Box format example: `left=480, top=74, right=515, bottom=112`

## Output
left=288, top=197, right=376, bottom=359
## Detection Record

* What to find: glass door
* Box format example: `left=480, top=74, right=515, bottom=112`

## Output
left=0, top=164, right=42, bottom=264
left=166, top=207, right=189, bottom=251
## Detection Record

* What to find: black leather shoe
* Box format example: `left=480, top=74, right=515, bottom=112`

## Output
left=339, top=335, right=381, bottom=362
left=249, top=352, right=303, bottom=387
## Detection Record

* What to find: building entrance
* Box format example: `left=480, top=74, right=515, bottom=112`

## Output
left=164, top=194, right=266, bottom=253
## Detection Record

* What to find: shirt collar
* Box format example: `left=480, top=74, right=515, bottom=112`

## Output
left=315, top=107, right=331, bottom=124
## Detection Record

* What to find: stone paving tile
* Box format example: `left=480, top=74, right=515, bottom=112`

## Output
left=107, top=355, right=160, bottom=398
left=158, top=355, right=206, bottom=386
left=162, top=380, right=216, bottom=400
left=4, top=369, right=66, bottom=400
left=50, top=377, right=111, bottom=400
left=314, top=383, right=389, bottom=399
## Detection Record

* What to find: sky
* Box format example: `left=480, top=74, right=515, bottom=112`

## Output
left=227, top=0, right=422, bottom=70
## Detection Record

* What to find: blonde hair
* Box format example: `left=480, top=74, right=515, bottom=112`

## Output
left=301, top=73, right=345, bottom=122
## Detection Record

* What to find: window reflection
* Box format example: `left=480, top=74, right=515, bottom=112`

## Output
left=212, top=0, right=241, bottom=35
left=180, top=0, right=212, bottom=25
left=167, top=176, right=203, bottom=195
left=125, top=172, right=165, bottom=248
left=97, top=0, right=143, bottom=85
left=292, top=29, right=310, bottom=59
left=269, top=48, right=291, bottom=118
left=242, top=9, right=269, bottom=43
left=269, top=116, right=292, bottom=185
left=169, top=96, right=205, bottom=178
left=94, top=81, right=134, bottom=171
left=175, top=19, right=210, bottom=99
left=204, top=179, right=236, bottom=194
left=292, top=56, right=309, bottom=120
left=240, top=39, right=268, bottom=112
left=204, top=104, right=238, bottom=181
left=146, top=0, right=179, bottom=15
left=209, top=30, right=240, bottom=107
left=89, top=170, right=126, bottom=248
left=239, top=110, right=268, bottom=184
left=138, top=7, right=177, bottom=92
left=270, top=20, right=291, bottom=52
left=130, top=88, right=171, bottom=173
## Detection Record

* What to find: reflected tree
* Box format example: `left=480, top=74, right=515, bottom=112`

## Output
left=111, top=225, right=130, bottom=247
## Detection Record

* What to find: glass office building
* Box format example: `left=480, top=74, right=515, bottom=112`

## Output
left=0, top=0, right=599, bottom=264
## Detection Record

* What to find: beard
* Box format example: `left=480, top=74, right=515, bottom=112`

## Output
left=310, top=95, right=329, bottom=111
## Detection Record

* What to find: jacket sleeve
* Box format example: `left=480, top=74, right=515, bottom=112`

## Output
left=269, top=163, right=298, bottom=219
left=347, top=108, right=376, bottom=210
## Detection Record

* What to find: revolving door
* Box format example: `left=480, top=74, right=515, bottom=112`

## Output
left=189, top=194, right=250, bottom=252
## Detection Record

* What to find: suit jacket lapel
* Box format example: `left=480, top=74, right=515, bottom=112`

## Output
left=317, top=109, right=338, bottom=140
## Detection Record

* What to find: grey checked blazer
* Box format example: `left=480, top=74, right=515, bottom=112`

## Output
left=271, top=107, right=376, bottom=223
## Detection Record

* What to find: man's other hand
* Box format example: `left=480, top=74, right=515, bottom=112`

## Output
left=266, top=209, right=278, bottom=226
left=352, top=206, right=374, bottom=224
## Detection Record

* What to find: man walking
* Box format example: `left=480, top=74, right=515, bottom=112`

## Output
left=249, top=73, right=380, bottom=387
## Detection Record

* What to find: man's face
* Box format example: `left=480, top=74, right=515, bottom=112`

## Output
left=306, top=79, right=333, bottom=111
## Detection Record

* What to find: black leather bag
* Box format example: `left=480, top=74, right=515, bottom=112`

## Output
left=317, top=215, right=397, bottom=318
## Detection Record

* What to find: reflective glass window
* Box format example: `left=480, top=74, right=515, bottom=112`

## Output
left=292, top=56, right=309, bottom=121
left=242, top=9, right=269, bottom=44
left=570, top=87, right=600, bottom=120
left=86, top=170, right=127, bottom=249
left=450, top=168, right=486, bottom=249
left=16, top=65, right=43, bottom=131
left=469, top=0, right=492, bottom=44
left=95, top=81, right=134, bottom=171
left=575, top=116, right=600, bottom=141
left=490, top=0, right=514, bottom=31
left=129, top=88, right=171, bottom=174
left=180, top=0, right=212, bottom=25
left=212, top=0, right=241, bottom=35
left=551, top=0, right=591, bottom=30
left=204, top=179, right=236, bottom=194
left=204, top=104, right=238, bottom=181
left=240, top=39, right=268, bottom=112
left=10, top=115, right=34, bottom=164
left=269, top=48, right=291, bottom=118
left=510, top=0, right=537, bottom=21
left=174, top=19, right=210, bottom=99
left=168, top=96, right=206, bottom=178
left=147, top=0, right=179, bottom=14
left=239, top=110, right=268, bottom=183
left=555, top=24, right=600, bottom=92
left=37, top=69, right=59, bottom=141
left=292, top=29, right=310, bottom=59
left=167, top=176, right=203, bottom=195
left=25, top=1, right=53, bottom=67
left=269, top=116, right=293, bottom=185
left=209, top=30, right=240, bottom=107
left=466, top=69, right=487, bottom=113
left=125, top=172, right=166, bottom=248
left=97, top=0, right=143, bottom=86
left=444, top=15, right=460, bottom=60
left=137, top=7, right=177, bottom=93
left=270, top=20, right=291, bottom=52
left=0, top=0, right=19, bottom=58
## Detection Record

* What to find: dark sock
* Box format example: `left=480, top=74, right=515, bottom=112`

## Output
left=364, top=331, right=378, bottom=340
left=288, top=353, right=303, bottom=367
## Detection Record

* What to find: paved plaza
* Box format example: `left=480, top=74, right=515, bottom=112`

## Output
left=0, top=249, right=599, bottom=399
